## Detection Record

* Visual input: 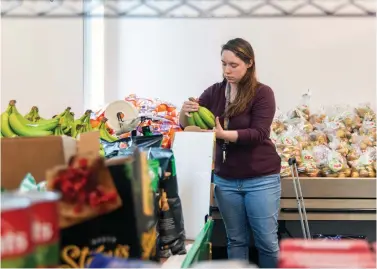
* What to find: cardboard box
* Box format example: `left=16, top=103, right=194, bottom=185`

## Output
left=1, top=132, right=99, bottom=190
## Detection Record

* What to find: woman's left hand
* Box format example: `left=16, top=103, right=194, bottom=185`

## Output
left=213, top=117, right=225, bottom=139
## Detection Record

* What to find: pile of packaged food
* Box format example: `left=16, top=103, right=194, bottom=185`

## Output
left=272, top=93, right=376, bottom=178
left=123, top=94, right=182, bottom=148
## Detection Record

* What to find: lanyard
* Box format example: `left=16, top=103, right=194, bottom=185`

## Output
left=222, top=83, right=231, bottom=163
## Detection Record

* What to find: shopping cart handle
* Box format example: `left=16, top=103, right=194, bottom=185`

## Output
left=288, top=157, right=297, bottom=166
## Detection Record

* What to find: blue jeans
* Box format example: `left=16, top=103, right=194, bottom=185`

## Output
left=214, top=173, right=281, bottom=268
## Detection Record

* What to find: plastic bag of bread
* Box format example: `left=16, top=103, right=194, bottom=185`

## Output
left=288, top=90, right=311, bottom=121
left=347, top=144, right=362, bottom=162
left=328, top=138, right=350, bottom=157
left=297, top=149, right=319, bottom=177
left=312, top=145, right=331, bottom=167
left=308, top=129, right=328, bottom=147
left=322, top=120, right=352, bottom=143
left=286, top=117, right=314, bottom=134
left=359, top=119, right=376, bottom=145
left=276, top=146, right=300, bottom=178
left=275, top=135, right=302, bottom=177
left=348, top=148, right=376, bottom=178
left=276, top=125, right=299, bottom=146
left=355, top=103, right=376, bottom=121
left=309, top=106, right=327, bottom=125
left=271, top=108, right=287, bottom=135
left=337, top=105, right=362, bottom=132
left=321, top=149, right=351, bottom=178
left=350, top=134, right=374, bottom=151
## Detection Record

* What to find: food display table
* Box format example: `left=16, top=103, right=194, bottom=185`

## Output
left=209, top=177, right=376, bottom=261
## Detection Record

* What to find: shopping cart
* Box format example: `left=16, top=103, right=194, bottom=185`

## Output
left=288, top=157, right=311, bottom=240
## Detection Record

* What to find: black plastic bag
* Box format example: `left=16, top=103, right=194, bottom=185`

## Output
left=101, top=135, right=163, bottom=159
left=144, top=148, right=186, bottom=256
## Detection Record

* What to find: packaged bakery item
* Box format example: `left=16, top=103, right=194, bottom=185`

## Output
left=349, top=134, right=374, bottom=152
left=328, top=138, right=350, bottom=157
left=355, top=103, right=376, bottom=121
left=288, top=91, right=311, bottom=121
left=347, top=144, right=362, bottom=162
left=309, top=106, right=327, bottom=125
left=271, top=108, right=287, bottom=135
left=321, top=145, right=350, bottom=178
left=359, top=119, right=376, bottom=145
left=308, top=129, right=328, bottom=147
left=348, top=148, right=376, bottom=178
left=299, top=149, right=319, bottom=177
left=337, top=106, right=362, bottom=132
left=312, top=145, right=330, bottom=167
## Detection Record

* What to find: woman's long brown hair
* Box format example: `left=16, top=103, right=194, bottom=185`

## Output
left=222, top=38, right=259, bottom=117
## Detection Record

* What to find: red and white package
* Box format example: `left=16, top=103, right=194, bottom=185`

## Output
left=280, top=239, right=371, bottom=254
left=279, top=252, right=376, bottom=268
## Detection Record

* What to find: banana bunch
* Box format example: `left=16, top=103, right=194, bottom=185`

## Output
left=98, top=118, right=117, bottom=142
left=71, top=110, right=92, bottom=138
left=186, top=97, right=216, bottom=130
left=24, top=106, right=47, bottom=123
left=2, top=100, right=58, bottom=137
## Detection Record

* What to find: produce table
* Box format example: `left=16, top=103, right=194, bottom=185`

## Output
left=209, top=177, right=376, bottom=262
left=210, top=177, right=376, bottom=221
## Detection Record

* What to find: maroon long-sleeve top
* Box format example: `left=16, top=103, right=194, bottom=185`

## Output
left=199, top=79, right=281, bottom=179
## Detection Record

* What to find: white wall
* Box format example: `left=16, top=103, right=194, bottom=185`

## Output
left=1, top=19, right=84, bottom=117
left=107, top=18, right=376, bottom=112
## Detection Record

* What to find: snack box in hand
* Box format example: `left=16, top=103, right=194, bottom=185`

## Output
left=278, top=252, right=376, bottom=268
left=280, top=238, right=371, bottom=254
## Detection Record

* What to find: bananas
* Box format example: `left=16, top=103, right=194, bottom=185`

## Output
left=99, top=118, right=117, bottom=142
left=185, top=97, right=216, bottom=130
left=1, top=106, right=18, bottom=138
left=71, top=110, right=91, bottom=138
left=1, top=101, right=118, bottom=156
left=9, top=112, right=53, bottom=137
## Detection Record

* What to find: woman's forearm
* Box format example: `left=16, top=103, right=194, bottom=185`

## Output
left=216, top=130, right=238, bottom=142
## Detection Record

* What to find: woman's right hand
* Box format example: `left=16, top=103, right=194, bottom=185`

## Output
left=182, top=100, right=199, bottom=117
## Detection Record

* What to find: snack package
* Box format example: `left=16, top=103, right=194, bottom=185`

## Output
left=144, top=148, right=186, bottom=257
left=348, top=148, right=376, bottom=178
left=101, top=135, right=164, bottom=159
left=87, top=254, right=160, bottom=268
left=47, top=149, right=159, bottom=267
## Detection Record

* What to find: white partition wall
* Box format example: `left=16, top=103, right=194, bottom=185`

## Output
left=108, top=17, right=376, bottom=111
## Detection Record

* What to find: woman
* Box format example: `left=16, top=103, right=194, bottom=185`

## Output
left=179, top=38, right=281, bottom=268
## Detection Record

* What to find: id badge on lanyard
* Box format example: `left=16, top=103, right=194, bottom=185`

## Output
left=222, top=83, right=231, bottom=163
